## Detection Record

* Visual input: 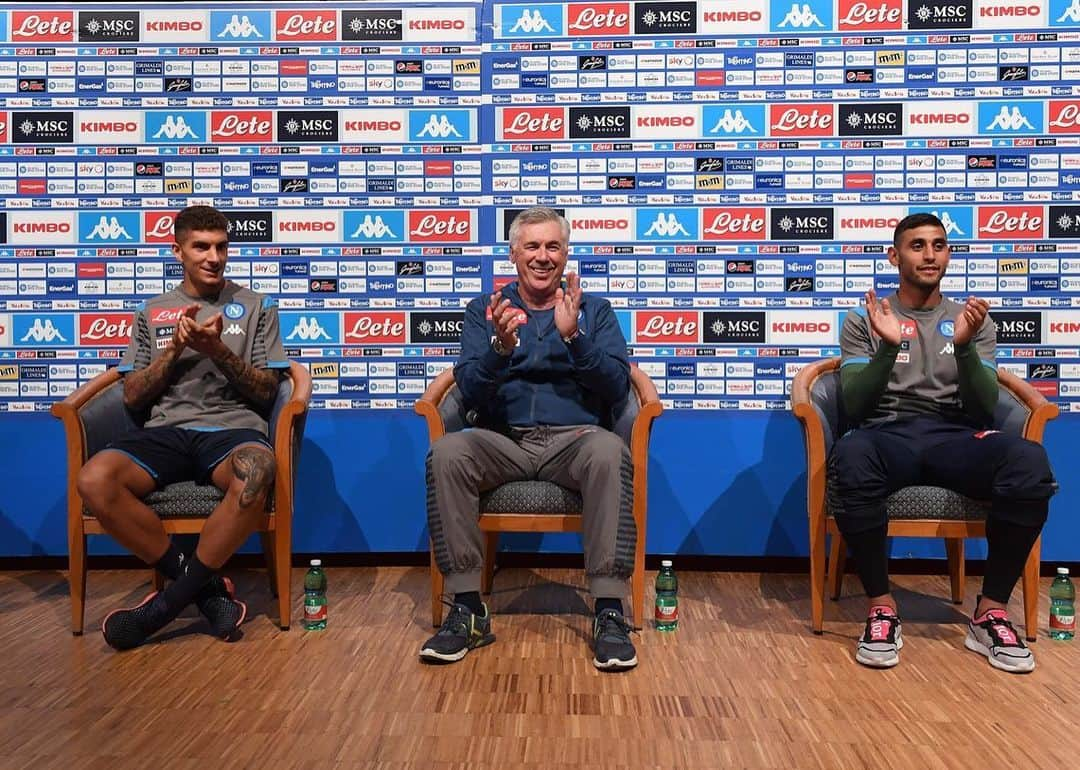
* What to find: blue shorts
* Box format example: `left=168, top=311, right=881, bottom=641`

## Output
left=104, top=427, right=271, bottom=488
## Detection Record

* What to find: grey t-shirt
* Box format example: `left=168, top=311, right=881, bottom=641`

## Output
left=839, top=293, right=997, bottom=425
left=119, top=281, right=289, bottom=433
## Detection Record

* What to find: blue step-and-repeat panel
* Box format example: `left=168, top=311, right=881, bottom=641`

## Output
left=0, top=0, right=1078, bottom=415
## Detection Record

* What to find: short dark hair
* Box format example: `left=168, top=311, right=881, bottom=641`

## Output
left=893, top=212, right=945, bottom=245
left=174, top=205, right=229, bottom=242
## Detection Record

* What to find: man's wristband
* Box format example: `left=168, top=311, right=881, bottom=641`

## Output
left=561, top=329, right=581, bottom=345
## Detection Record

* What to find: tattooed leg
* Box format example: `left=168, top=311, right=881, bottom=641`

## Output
left=197, top=444, right=277, bottom=569
left=231, top=446, right=276, bottom=508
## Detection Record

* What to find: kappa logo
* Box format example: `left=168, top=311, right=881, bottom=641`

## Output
left=20, top=318, right=66, bottom=343
left=986, top=105, right=1035, bottom=131
left=509, top=8, right=556, bottom=32
left=223, top=323, right=245, bottom=336
left=220, top=13, right=263, bottom=37
left=707, top=109, right=757, bottom=134
left=415, top=113, right=463, bottom=139
left=350, top=215, right=398, bottom=239
left=936, top=210, right=967, bottom=236
left=285, top=316, right=331, bottom=341
left=87, top=216, right=132, bottom=240
left=778, top=2, right=826, bottom=26
left=152, top=115, right=199, bottom=140
left=643, top=212, right=691, bottom=237
left=1057, top=0, right=1080, bottom=21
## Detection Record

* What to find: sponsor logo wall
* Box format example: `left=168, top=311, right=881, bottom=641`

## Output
left=0, top=1, right=1077, bottom=412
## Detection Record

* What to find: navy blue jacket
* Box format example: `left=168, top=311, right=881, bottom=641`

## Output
left=454, top=282, right=630, bottom=428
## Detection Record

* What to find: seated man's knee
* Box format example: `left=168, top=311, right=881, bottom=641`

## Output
left=229, top=446, right=276, bottom=510
left=579, top=429, right=629, bottom=471
left=77, top=455, right=126, bottom=515
left=995, top=438, right=1058, bottom=505
left=427, top=432, right=473, bottom=475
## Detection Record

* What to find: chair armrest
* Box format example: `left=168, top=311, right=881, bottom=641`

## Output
left=628, top=367, right=662, bottom=465
left=272, top=361, right=312, bottom=520
left=415, top=367, right=456, bottom=443
left=49, top=368, right=124, bottom=469
left=997, top=367, right=1060, bottom=443
left=791, top=358, right=841, bottom=523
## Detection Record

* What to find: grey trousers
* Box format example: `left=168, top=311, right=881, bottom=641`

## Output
left=426, top=425, right=635, bottom=599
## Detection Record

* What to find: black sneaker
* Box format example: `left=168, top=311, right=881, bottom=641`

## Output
left=101, top=592, right=176, bottom=651
left=419, top=602, right=494, bottom=663
left=593, top=609, right=638, bottom=670
left=195, top=575, right=247, bottom=641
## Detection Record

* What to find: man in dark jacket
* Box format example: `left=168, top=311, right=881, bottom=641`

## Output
left=421, top=206, right=637, bottom=670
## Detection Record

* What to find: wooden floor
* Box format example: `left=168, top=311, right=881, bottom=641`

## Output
left=1, top=565, right=1077, bottom=769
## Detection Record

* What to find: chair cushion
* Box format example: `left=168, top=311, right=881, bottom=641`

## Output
left=827, top=484, right=990, bottom=521
left=480, top=481, right=583, bottom=515
left=143, top=481, right=226, bottom=518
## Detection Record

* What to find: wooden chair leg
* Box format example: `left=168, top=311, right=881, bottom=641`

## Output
left=828, top=535, right=846, bottom=601
left=274, top=527, right=291, bottom=630
left=809, top=514, right=826, bottom=635
left=1022, top=535, right=1041, bottom=642
left=152, top=570, right=165, bottom=592
left=260, top=531, right=278, bottom=597
left=632, top=531, right=646, bottom=628
left=69, top=528, right=87, bottom=636
left=481, top=532, right=498, bottom=595
left=945, top=537, right=965, bottom=605
left=430, top=547, right=445, bottom=627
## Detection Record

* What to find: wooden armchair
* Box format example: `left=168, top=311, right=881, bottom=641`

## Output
left=51, top=361, right=311, bottom=634
left=415, top=366, right=662, bottom=627
left=792, top=357, right=1058, bottom=640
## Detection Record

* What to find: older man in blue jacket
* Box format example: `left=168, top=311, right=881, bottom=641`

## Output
left=420, top=206, right=637, bottom=670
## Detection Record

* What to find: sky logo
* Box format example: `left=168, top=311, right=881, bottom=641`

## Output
left=978, top=101, right=1043, bottom=135
left=79, top=211, right=140, bottom=243
left=408, top=110, right=472, bottom=143
left=496, top=4, right=564, bottom=37
left=280, top=312, right=340, bottom=344
left=636, top=208, right=699, bottom=240
left=343, top=210, right=406, bottom=242
left=145, top=111, right=207, bottom=143
left=770, top=0, right=832, bottom=31
left=14, top=314, right=75, bottom=347
left=701, top=104, right=766, bottom=138
left=210, top=10, right=271, bottom=40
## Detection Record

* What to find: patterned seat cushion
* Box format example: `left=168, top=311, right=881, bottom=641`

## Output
left=827, top=484, right=990, bottom=521
left=480, top=481, right=583, bottom=515
left=83, top=480, right=276, bottom=519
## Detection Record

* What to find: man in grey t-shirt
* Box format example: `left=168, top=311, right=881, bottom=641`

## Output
left=830, top=213, right=1057, bottom=673
left=77, top=205, right=290, bottom=651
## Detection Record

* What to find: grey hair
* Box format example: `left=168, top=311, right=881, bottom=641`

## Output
left=508, top=206, right=570, bottom=248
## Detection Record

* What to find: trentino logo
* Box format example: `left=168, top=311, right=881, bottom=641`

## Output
left=702, top=105, right=765, bottom=137
left=281, top=312, right=339, bottom=343
left=771, top=0, right=832, bottom=30
left=79, top=212, right=139, bottom=243
left=343, top=210, right=406, bottom=242
left=637, top=209, right=698, bottom=240
left=497, top=4, right=563, bottom=36
left=1051, top=0, right=1080, bottom=25
left=909, top=207, right=973, bottom=238
left=210, top=10, right=270, bottom=40
left=408, top=110, right=471, bottom=142
left=14, top=314, right=74, bottom=346
left=979, top=101, right=1043, bottom=134
left=145, top=112, right=206, bottom=143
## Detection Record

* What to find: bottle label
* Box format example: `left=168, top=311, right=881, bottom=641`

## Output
left=304, top=597, right=327, bottom=622
left=655, top=602, right=678, bottom=622
left=1050, top=611, right=1075, bottom=631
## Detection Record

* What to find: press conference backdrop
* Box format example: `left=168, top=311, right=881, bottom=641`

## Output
left=0, top=0, right=1077, bottom=559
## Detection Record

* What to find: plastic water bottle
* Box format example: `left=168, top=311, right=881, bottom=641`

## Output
left=1049, top=567, right=1075, bottom=641
left=655, top=560, right=678, bottom=631
left=303, top=559, right=327, bottom=631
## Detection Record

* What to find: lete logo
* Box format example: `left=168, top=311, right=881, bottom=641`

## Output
left=635, top=311, right=699, bottom=343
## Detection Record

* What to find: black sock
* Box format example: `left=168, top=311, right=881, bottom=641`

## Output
left=160, top=554, right=214, bottom=616
left=154, top=541, right=185, bottom=581
left=454, top=591, right=484, bottom=615
left=982, top=517, right=1042, bottom=604
left=595, top=597, right=623, bottom=617
left=843, top=526, right=890, bottom=600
